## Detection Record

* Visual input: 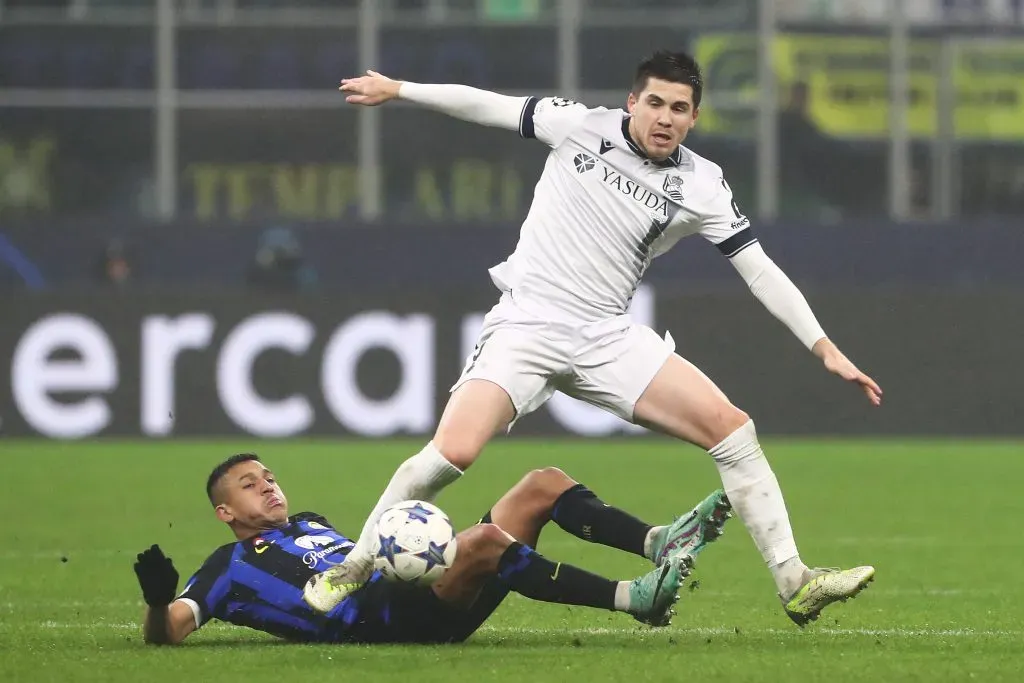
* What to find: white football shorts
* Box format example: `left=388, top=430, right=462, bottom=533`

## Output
left=451, top=293, right=676, bottom=427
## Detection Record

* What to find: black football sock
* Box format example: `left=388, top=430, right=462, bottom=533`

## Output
left=550, top=484, right=653, bottom=558
left=497, top=542, right=618, bottom=611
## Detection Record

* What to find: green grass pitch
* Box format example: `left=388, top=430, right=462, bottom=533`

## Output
left=2, top=438, right=1022, bottom=682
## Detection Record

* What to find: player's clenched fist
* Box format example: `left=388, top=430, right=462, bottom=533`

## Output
left=134, top=544, right=180, bottom=607
left=339, top=70, right=402, bottom=106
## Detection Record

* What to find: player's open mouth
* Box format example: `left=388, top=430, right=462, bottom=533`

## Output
left=651, top=132, right=672, bottom=144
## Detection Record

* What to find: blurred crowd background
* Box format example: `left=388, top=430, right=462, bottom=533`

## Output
left=0, top=0, right=1022, bottom=290
left=1, top=1, right=1021, bottom=439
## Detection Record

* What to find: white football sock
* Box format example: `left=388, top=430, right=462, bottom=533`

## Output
left=643, top=525, right=667, bottom=562
left=708, top=420, right=808, bottom=598
left=349, top=441, right=463, bottom=570
left=614, top=581, right=632, bottom=612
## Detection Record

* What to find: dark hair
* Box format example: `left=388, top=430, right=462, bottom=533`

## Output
left=632, top=50, right=704, bottom=108
left=206, top=453, right=261, bottom=505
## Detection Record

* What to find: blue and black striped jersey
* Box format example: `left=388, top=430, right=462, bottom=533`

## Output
left=175, top=511, right=380, bottom=642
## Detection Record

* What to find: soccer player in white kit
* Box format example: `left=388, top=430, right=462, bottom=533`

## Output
left=306, top=51, right=883, bottom=627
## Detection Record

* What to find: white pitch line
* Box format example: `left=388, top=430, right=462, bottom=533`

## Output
left=683, top=588, right=995, bottom=598
left=830, top=537, right=943, bottom=546
left=830, top=537, right=1024, bottom=549
left=0, top=550, right=214, bottom=561
left=0, top=588, right=991, bottom=612
left=23, top=622, right=1021, bottom=639
left=0, top=551, right=127, bottom=560
left=31, top=621, right=235, bottom=632
left=477, top=626, right=1023, bottom=639
left=1, top=600, right=144, bottom=610
left=38, top=621, right=139, bottom=630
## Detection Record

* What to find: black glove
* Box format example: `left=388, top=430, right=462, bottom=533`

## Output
left=134, top=544, right=180, bottom=607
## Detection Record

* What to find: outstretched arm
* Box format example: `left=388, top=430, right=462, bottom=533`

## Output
left=134, top=544, right=198, bottom=645
left=729, top=243, right=883, bottom=406
left=728, top=242, right=826, bottom=350
left=699, top=174, right=882, bottom=407
left=339, top=70, right=528, bottom=131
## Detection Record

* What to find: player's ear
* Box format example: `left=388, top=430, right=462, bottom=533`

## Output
left=215, top=504, right=234, bottom=524
left=690, top=106, right=699, bottom=127
left=626, top=91, right=637, bottom=114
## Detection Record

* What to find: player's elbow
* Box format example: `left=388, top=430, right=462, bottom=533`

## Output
left=142, top=609, right=192, bottom=646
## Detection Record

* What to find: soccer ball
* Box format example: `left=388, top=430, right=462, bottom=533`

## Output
left=370, top=500, right=458, bottom=585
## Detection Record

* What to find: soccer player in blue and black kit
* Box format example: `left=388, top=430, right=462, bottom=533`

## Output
left=133, top=453, right=732, bottom=645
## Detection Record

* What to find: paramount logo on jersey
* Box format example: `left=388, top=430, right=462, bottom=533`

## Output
left=301, top=542, right=353, bottom=569
left=600, top=167, right=670, bottom=216
left=294, top=534, right=353, bottom=568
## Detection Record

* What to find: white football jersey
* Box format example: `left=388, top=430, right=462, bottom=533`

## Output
left=487, top=96, right=756, bottom=322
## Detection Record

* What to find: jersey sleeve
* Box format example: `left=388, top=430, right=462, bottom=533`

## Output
left=698, top=174, right=758, bottom=259
left=175, top=545, right=234, bottom=629
left=519, top=96, right=592, bottom=148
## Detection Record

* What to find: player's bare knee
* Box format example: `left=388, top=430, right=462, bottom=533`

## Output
left=431, top=432, right=483, bottom=471
left=432, top=380, right=514, bottom=469
left=477, top=522, right=513, bottom=548
left=522, top=467, right=575, bottom=501
left=510, top=467, right=575, bottom=510
left=458, top=523, right=512, bottom=568
left=725, top=406, right=750, bottom=433
left=708, top=406, right=750, bottom=445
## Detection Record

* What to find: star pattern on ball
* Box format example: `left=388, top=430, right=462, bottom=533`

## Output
left=377, top=534, right=403, bottom=565
left=415, top=541, right=450, bottom=572
left=404, top=503, right=434, bottom=524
